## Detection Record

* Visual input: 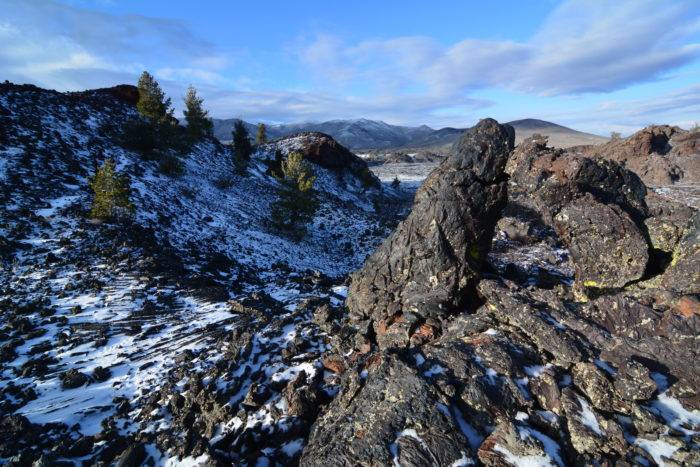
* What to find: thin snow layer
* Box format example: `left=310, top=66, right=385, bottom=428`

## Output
left=0, top=87, right=397, bottom=463
left=390, top=428, right=436, bottom=467
left=650, top=392, right=700, bottom=433
left=493, top=444, right=557, bottom=467
left=635, top=438, right=679, bottom=466
left=576, top=396, right=603, bottom=435
left=518, top=425, right=563, bottom=467
left=129, top=142, right=386, bottom=277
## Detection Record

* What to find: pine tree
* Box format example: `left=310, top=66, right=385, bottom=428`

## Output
left=232, top=119, right=253, bottom=174
left=256, top=123, right=267, bottom=145
left=89, top=159, right=135, bottom=220
left=270, top=152, right=318, bottom=239
left=183, top=85, right=213, bottom=140
left=136, top=71, right=173, bottom=122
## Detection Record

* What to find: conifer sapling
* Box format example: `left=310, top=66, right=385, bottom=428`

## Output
left=270, top=152, right=318, bottom=239
left=89, top=159, right=135, bottom=220
left=183, top=85, right=213, bottom=140
left=232, top=120, right=253, bottom=174
left=256, top=123, right=267, bottom=145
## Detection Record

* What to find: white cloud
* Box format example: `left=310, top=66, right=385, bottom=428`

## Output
left=297, top=0, right=700, bottom=98
left=0, top=0, right=220, bottom=90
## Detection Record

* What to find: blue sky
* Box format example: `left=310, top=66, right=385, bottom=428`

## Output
left=2, top=0, right=700, bottom=135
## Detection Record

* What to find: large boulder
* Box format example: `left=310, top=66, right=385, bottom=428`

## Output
left=659, top=211, right=700, bottom=294
left=508, top=138, right=648, bottom=223
left=507, top=138, right=657, bottom=290
left=345, top=119, right=514, bottom=347
left=554, top=193, right=649, bottom=288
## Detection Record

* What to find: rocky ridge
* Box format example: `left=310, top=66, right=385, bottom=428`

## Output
left=302, top=121, right=700, bottom=466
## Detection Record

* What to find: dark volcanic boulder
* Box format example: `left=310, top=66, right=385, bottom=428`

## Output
left=644, top=191, right=696, bottom=253
left=300, top=352, right=472, bottom=466
left=508, top=139, right=648, bottom=223
left=346, top=119, right=514, bottom=346
left=553, top=193, right=649, bottom=288
left=659, top=211, right=700, bottom=294
left=507, top=138, right=657, bottom=290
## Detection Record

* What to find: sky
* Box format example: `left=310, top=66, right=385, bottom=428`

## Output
left=2, top=0, right=700, bottom=135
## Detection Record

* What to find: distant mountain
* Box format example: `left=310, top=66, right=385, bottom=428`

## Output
left=507, top=118, right=609, bottom=148
left=212, top=118, right=463, bottom=150
left=212, top=117, right=607, bottom=150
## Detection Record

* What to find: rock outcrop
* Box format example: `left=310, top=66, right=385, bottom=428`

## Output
left=263, top=132, right=381, bottom=188
left=345, top=118, right=514, bottom=347
left=574, top=125, right=700, bottom=185
left=302, top=353, right=472, bottom=466
left=303, top=122, right=700, bottom=466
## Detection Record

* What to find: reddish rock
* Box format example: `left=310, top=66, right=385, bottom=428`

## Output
left=322, top=355, right=346, bottom=374
left=675, top=295, right=700, bottom=318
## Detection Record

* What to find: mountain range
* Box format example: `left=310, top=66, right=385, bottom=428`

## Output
left=213, top=117, right=608, bottom=150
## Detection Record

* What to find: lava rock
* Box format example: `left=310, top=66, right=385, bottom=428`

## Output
left=346, top=119, right=514, bottom=346
left=554, top=194, right=649, bottom=289
left=114, top=442, right=146, bottom=467
left=301, top=352, right=472, bottom=466
left=60, top=369, right=89, bottom=389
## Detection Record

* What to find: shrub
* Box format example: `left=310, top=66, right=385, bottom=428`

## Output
left=355, top=166, right=379, bottom=189
left=89, top=159, right=135, bottom=220
left=119, top=119, right=159, bottom=157
left=214, top=175, right=234, bottom=189
left=270, top=152, right=319, bottom=240
left=256, top=123, right=267, bottom=145
left=391, top=177, right=401, bottom=188
left=158, top=154, right=184, bottom=177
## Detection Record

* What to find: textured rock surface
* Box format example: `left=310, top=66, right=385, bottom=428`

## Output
left=506, top=137, right=663, bottom=290
left=301, top=352, right=472, bottom=466
left=659, top=211, right=700, bottom=294
left=554, top=193, right=649, bottom=288
left=346, top=119, right=514, bottom=346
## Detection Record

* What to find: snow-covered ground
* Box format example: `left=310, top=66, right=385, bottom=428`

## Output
left=0, top=85, right=397, bottom=464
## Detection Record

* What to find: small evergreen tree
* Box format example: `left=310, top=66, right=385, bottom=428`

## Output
left=136, top=71, right=173, bottom=123
left=391, top=176, right=401, bottom=188
left=270, top=152, right=318, bottom=240
left=89, top=159, right=135, bottom=220
left=231, top=119, right=253, bottom=174
left=256, top=123, right=267, bottom=145
left=183, top=85, right=213, bottom=140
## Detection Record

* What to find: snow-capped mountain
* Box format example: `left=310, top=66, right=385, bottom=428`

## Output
left=213, top=117, right=464, bottom=150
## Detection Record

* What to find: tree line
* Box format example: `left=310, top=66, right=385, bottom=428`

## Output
left=90, top=71, right=317, bottom=239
